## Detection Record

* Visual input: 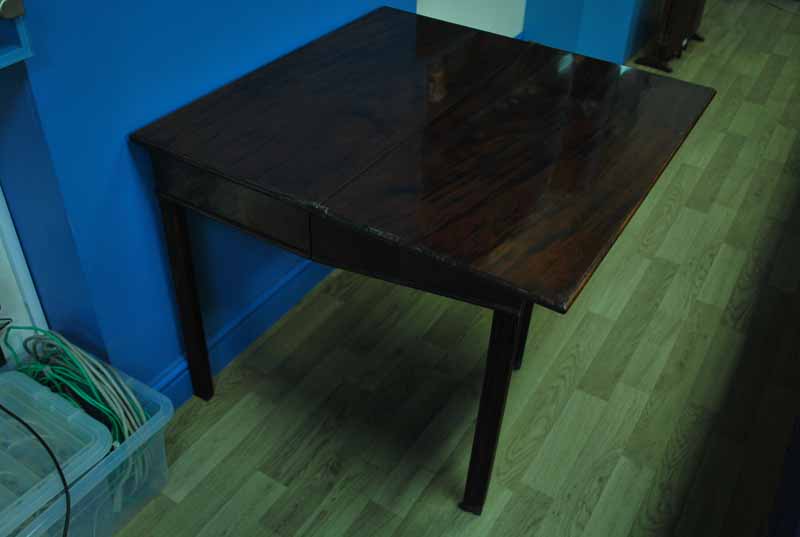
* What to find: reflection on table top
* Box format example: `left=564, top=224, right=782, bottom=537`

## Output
left=133, top=7, right=715, bottom=312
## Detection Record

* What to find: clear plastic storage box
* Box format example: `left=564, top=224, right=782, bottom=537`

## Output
left=3, top=370, right=174, bottom=537
left=0, top=372, right=112, bottom=537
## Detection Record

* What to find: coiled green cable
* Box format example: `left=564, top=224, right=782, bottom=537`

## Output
left=2, top=326, right=147, bottom=444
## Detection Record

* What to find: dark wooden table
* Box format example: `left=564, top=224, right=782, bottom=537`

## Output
left=132, top=7, right=714, bottom=515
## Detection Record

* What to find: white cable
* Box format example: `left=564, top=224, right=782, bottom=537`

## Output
left=54, top=333, right=146, bottom=434
left=70, top=348, right=138, bottom=437
left=52, top=335, right=135, bottom=437
left=26, top=330, right=149, bottom=441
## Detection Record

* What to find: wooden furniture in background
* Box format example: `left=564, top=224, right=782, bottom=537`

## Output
left=132, top=7, right=713, bottom=515
left=637, top=0, right=707, bottom=72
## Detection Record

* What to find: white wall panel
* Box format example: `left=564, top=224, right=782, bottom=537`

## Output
left=417, top=0, right=527, bottom=37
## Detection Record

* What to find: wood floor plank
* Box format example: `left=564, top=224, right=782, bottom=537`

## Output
left=372, top=372, right=483, bottom=517
left=767, top=60, right=798, bottom=104
left=673, top=128, right=725, bottom=170
left=685, top=133, right=747, bottom=212
left=779, top=81, right=800, bottom=127
left=658, top=203, right=736, bottom=321
left=581, top=456, right=654, bottom=537
left=620, top=309, right=682, bottom=394
left=697, top=243, right=747, bottom=308
left=655, top=207, right=707, bottom=264
left=620, top=163, right=677, bottom=243
left=625, top=301, right=721, bottom=470
left=164, top=391, right=275, bottom=503
left=722, top=217, right=782, bottom=332
left=752, top=6, right=790, bottom=53
left=197, top=471, right=285, bottom=537
left=243, top=300, right=378, bottom=402
left=151, top=410, right=301, bottom=537
left=689, top=322, right=745, bottom=411
left=586, top=251, right=651, bottom=321
left=715, top=165, right=757, bottom=211
left=297, top=459, right=378, bottom=537
left=363, top=367, right=458, bottom=470
left=165, top=360, right=271, bottom=465
left=389, top=429, right=510, bottom=537
left=727, top=47, right=769, bottom=78
left=353, top=297, right=454, bottom=391
left=523, top=390, right=608, bottom=496
left=695, top=90, right=741, bottom=132
left=263, top=382, right=369, bottom=486
left=115, top=495, right=177, bottom=537
left=495, top=305, right=591, bottom=432
left=495, top=312, right=614, bottom=487
left=774, top=32, right=800, bottom=57
left=535, top=384, right=649, bottom=537
left=341, top=286, right=430, bottom=357
left=422, top=300, right=483, bottom=350
left=747, top=54, right=787, bottom=104
left=728, top=159, right=784, bottom=238
left=433, top=311, right=492, bottom=381
left=729, top=101, right=766, bottom=137
left=343, top=502, right=401, bottom=537
left=317, top=270, right=395, bottom=304
left=672, top=433, right=743, bottom=537
left=244, top=290, right=345, bottom=374
left=260, top=415, right=378, bottom=537
left=579, top=260, right=678, bottom=400
left=637, top=164, right=704, bottom=256
left=765, top=123, right=798, bottom=164
left=248, top=347, right=360, bottom=474
left=627, top=404, right=714, bottom=537
left=448, top=488, right=513, bottom=537
left=373, top=463, right=437, bottom=519
left=489, top=485, right=553, bottom=537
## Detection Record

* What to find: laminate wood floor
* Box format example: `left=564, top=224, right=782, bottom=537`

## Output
left=120, top=0, right=800, bottom=534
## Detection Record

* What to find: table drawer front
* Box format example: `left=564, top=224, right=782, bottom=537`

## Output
left=152, top=153, right=310, bottom=256
left=309, top=214, right=525, bottom=313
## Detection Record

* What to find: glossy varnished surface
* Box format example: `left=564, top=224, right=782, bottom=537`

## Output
left=133, top=7, right=528, bottom=203
left=133, top=6, right=714, bottom=313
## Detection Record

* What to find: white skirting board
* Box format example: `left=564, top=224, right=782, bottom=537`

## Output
left=417, top=0, right=527, bottom=38
left=0, top=182, right=47, bottom=365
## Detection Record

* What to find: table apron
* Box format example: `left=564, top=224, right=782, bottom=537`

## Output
left=152, top=152, right=311, bottom=256
left=151, top=152, right=529, bottom=315
left=309, top=213, right=527, bottom=315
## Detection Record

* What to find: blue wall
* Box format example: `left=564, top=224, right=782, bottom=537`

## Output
left=522, top=0, right=652, bottom=63
left=522, top=0, right=583, bottom=54
left=9, top=0, right=413, bottom=405
left=0, top=63, right=104, bottom=355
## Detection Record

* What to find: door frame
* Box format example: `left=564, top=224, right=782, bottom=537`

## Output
left=0, top=182, right=47, bottom=362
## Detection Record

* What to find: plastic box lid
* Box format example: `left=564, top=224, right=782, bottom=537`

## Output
left=0, top=371, right=112, bottom=537
left=14, top=369, right=174, bottom=537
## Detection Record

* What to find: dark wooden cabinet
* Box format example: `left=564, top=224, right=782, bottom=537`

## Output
left=637, top=0, right=707, bottom=72
left=692, top=0, right=708, bottom=36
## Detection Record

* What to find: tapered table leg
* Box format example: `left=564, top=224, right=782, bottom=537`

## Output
left=159, top=199, right=215, bottom=400
left=512, top=301, right=533, bottom=371
left=460, top=309, right=517, bottom=515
